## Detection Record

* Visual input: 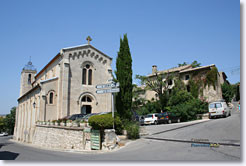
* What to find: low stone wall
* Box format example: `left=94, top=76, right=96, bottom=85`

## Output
left=32, top=125, right=91, bottom=151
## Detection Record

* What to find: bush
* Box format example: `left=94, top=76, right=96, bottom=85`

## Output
left=88, top=113, right=123, bottom=134
left=124, top=121, right=140, bottom=139
left=167, top=90, right=208, bottom=122
left=222, top=82, right=235, bottom=103
left=136, top=100, right=161, bottom=115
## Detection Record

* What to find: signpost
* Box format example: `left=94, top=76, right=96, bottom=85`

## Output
left=96, top=82, right=119, bottom=89
left=96, top=80, right=120, bottom=129
left=96, top=88, right=120, bottom=94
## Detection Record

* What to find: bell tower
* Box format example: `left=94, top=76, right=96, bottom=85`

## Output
left=20, top=59, right=37, bottom=97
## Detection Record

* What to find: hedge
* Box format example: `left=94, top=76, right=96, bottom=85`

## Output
left=88, top=113, right=123, bottom=134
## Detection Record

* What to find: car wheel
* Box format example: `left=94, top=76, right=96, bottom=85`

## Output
left=229, top=111, right=231, bottom=116
left=154, top=121, right=158, bottom=125
left=168, top=120, right=172, bottom=124
left=177, top=119, right=180, bottom=123
left=209, top=114, right=213, bottom=119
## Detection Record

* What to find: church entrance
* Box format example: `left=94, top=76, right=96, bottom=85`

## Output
left=81, top=105, right=92, bottom=115
left=80, top=95, right=93, bottom=115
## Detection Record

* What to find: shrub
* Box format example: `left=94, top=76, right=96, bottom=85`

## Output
left=136, top=100, right=161, bottom=115
left=124, top=121, right=140, bottom=139
left=221, top=82, right=235, bottom=103
left=168, top=90, right=208, bottom=122
left=88, top=113, right=123, bottom=134
left=57, top=119, right=62, bottom=125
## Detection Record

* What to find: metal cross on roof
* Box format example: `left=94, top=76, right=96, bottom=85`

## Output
left=86, top=36, right=92, bottom=45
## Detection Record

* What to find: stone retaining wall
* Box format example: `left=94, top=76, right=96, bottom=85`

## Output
left=32, top=125, right=91, bottom=150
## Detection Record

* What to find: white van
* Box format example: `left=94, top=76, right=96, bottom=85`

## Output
left=209, top=101, right=231, bottom=119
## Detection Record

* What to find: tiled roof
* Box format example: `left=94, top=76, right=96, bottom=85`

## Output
left=148, top=65, right=192, bottom=77
left=179, top=64, right=215, bottom=73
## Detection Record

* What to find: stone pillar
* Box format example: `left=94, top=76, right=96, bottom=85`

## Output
left=37, top=95, right=41, bottom=121
left=61, top=59, right=70, bottom=118
left=102, top=129, right=120, bottom=150
left=23, top=102, right=27, bottom=142
left=13, top=106, right=18, bottom=140
left=57, top=63, right=62, bottom=119
left=18, top=103, right=23, bottom=141
left=30, top=97, right=35, bottom=143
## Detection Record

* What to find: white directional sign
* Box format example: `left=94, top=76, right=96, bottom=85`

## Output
left=96, top=88, right=120, bottom=94
left=96, top=82, right=119, bottom=89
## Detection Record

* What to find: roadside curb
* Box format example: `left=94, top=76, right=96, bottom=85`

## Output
left=143, top=137, right=240, bottom=147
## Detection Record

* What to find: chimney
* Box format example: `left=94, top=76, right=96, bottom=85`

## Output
left=152, top=65, right=157, bottom=74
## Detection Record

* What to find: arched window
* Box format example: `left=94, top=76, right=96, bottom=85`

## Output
left=88, top=69, right=92, bottom=85
left=82, top=64, right=93, bottom=85
left=82, top=96, right=86, bottom=102
left=82, top=68, right=87, bottom=85
left=28, top=74, right=31, bottom=84
left=49, top=92, right=54, bottom=104
left=81, top=96, right=92, bottom=102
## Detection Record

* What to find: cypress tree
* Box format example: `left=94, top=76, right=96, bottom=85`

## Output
left=116, top=34, right=133, bottom=121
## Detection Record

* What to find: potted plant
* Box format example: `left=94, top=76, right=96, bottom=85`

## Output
left=80, top=120, right=86, bottom=128
left=74, top=119, right=80, bottom=127
left=57, top=119, right=61, bottom=126
left=61, top=119, right=67, bottom=126
left=52, top=120, right=56, bottom=126
left=66, top=120, right=73, bottom=127
left=47, top=120, right=51, bottom=126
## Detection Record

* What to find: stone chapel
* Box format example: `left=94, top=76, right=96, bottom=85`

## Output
left=14, top=37, right=113, bottom=143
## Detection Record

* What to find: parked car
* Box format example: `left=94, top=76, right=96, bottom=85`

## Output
left=81, top=113, right=100, bottom=122
left=157, top=112, right=181, bottom=124
left=143, top=113, right=159, bottom=125
left=61, top=114, right=85, bottom=121
left=139, top=115, right=146, bottom=125
left=209, top=101, right=231, bottom=119
left=0, top=132, right=8, bottom=137
left=97, top=112, right=110, bottom=115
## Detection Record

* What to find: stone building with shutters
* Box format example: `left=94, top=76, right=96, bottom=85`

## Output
left=141, top=64, right=227, bottom=103
left=14, top=38, right=113, bottom=143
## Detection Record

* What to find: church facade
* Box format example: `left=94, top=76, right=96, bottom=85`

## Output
left=14, top=39, right=113, bottom=143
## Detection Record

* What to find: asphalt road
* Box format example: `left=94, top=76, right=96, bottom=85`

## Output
left=0, top=102, right=241, bottom=161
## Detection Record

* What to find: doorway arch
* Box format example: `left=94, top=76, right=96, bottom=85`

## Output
left=78, top=93, right=97, bottom=115
left=81, top=95, right=92, bottom=115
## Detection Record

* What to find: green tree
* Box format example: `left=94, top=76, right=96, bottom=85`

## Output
left=135, top=72, right=172, bottom=112
left=178, top=60, right=201, bottom=68
left=115, top=34, right=133, bottom=121
left=221, top=83, right=235, bottom=103
left=232, top=82, right=240, bottom=101
left=168, top=90, right=208, bottom=121
left=191, top=60, right=201, bottom=68
left=178, top=62, right=188, bottom=67
left=0, top=117, right=5, bottom=133
left=132, top=84, right=146, bottom=111
left=3, top=107, right=16, bottom=134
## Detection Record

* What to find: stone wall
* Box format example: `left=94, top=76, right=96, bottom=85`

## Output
left=32, top=126, right=91, bottom=151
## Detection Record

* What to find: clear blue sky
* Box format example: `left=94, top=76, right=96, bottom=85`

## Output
left=0, top=0, right=240, bottom=114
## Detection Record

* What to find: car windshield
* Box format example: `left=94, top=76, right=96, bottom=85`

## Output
left=147, top=114, right=153, bottom=118
left=209, top=104, right=216, bottom=108
left=209, top=103, right=222, bottom=108
left=215, top=103, right=222, bottom=108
